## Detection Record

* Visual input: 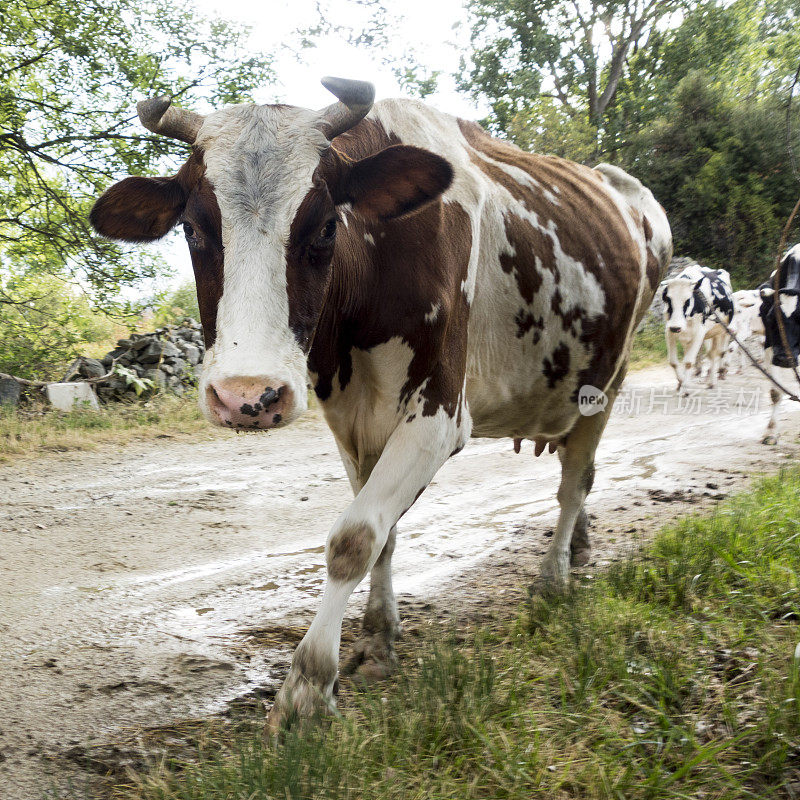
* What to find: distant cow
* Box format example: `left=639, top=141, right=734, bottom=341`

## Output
left=725, top=289, right=765, bottom=373
left=90, top=78, right=671, bottom=729
left=759, top=244, right=800, bottom=444
left=661, top=264, right=734, bottom=390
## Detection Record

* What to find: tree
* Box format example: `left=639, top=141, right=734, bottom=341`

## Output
left=608, top=0, right=800, bottom=159
left=150, top=280, right=201, bottom=328
left=627, top=71, right=800, bottom=286
left=459, top=0, right=688, bottom=149
left=0, top=0, right=273, bottom=312
left=0, top=271, right=115, bottom=379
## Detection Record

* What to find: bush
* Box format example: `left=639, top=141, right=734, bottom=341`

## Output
left=0, top=271, right=116, bottom=380
left=150, top=282, right=201, bottom=328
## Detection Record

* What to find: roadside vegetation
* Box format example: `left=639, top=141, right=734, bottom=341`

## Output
left=629, top=321, right=669, bottom=369
left=0, top=393, right=211, bottom=461
left=101, top=467, right=800, bottom=800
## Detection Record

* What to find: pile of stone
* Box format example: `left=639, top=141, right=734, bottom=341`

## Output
left=63, top=318, right=205, bottom=401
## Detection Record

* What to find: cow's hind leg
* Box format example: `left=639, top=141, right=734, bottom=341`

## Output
left=569, top=507, right=592, bottom=567
left=343, top=525, right=401, bottom=680
left=539, top=374, right=621, bottom=590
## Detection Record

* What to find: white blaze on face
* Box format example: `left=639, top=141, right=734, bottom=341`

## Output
left=663, top=278, right=695, bottom=330
left=193, top=105, right=328, bottom=423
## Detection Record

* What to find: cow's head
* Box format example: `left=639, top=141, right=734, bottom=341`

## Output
left=661, top=275, right=705, bottom=333
left=760, top=255, right=800, bottom=368
left=90, top=78, right=453, bottom=430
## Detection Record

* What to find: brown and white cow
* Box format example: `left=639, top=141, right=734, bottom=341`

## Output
left=90, top=78, right=672, bottom=729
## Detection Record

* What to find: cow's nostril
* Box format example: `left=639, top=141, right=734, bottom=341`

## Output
left=207, top=383, right=225, bottom=414
left=260, top=387, right=279, bottom=408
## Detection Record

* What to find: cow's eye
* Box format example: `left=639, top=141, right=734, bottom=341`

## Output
left=182, top=221, right=201, bottom=249
left=315, top=219, right=337, bottom=246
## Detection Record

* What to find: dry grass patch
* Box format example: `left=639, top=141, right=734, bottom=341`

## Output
left=0, top=393, right=213, bottom=462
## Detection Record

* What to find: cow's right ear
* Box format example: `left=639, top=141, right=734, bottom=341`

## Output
left=90, top=176, right=187, bottom=242
left=760, top=287, right=776, bottom=300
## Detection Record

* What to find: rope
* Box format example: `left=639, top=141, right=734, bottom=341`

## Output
left=708, top=309, right=800, bottom=402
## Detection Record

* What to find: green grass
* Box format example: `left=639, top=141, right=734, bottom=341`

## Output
left=90, top=469, right=800, bottom=800
left=0, top=392, right=212, bottom=461
left=630, top=320, right=668, bottom=369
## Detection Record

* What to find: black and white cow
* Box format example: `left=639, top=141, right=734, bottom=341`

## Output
left=725, top=289, right=765, bottom=374
left=759, top=244, right=800, bottom=444
left=90, top=78, right=672, bottom=729
left=661, top=263, right=734, bottom=390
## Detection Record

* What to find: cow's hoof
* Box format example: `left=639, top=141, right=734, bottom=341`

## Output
left=264, top=672, right=337, bottom=737
left=533, top=558, right=570, bottom=595
left=530, top=574, right=570, bottom=596
left=343, top=630, right=399, bottom=682
left=761, top=434, right=778, bottom=445
left=570, top=547, right=592, bottom=567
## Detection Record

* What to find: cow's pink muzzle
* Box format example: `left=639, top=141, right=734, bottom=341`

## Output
left=206, top=377, right=293, bottom=429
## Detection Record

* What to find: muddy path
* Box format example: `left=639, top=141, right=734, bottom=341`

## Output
left=2, top=364, right=799, bottom=798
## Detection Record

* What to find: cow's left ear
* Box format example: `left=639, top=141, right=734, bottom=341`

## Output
left=335, top=145, right=453, bottom=220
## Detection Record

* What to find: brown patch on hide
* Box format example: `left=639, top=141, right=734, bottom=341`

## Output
left=328, top=523, right=376, bottom=582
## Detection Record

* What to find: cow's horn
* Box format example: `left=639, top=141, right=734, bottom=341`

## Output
left=316, top=76, right=375, bottom=141
left=137, top=96, right=205, bottom=144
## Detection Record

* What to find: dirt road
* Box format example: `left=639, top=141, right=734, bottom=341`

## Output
left=2, top=364, right=799, bottom=798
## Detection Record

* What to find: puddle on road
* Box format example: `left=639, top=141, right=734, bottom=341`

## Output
left=610, top=452, right=658, bottom=482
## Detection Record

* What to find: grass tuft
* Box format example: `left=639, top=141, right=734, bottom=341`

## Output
left=629, top=321, right=668, bottom=369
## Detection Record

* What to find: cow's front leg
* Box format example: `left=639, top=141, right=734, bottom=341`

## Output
left=666, top=330, right=683, bottom=390
left=680, top=333, right=705, bottom=394
left=762, top=352, right=783, bottom=445
left=334, top=447, right=402, bottom=680
left=266, top=411, right=468, bottom=732
left=693, top=346, right=705, bottom=377
left=569, top=508, right=591, bottom=567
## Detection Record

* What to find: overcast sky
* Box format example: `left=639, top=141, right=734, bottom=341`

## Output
left=149, top=0, right=479, bottom=292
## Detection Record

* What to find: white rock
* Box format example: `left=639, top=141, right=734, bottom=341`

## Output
left=46, top=382, right=100, bottom=412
